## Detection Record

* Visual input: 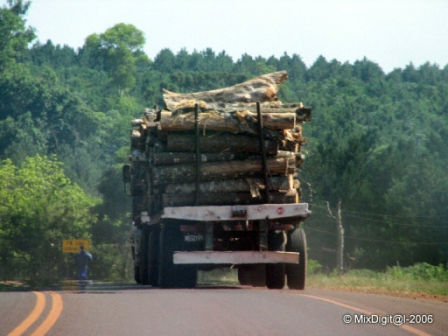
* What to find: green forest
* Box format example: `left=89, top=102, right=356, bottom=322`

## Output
left=1, top=1, right=447, bottom=284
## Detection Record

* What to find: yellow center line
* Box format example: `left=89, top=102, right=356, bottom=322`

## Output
left=7, top=291, right=46, bottom=336
left=31, top=292, right=64, bottom=336
left=298, top=293, right=432, bottom=336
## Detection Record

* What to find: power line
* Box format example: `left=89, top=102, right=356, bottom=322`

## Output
left=309, top=204, right=448, bottom=228
left=310, top=203, right=448, bottom=219
left=305, top=226, right=448, bottom=245
left=341, top=213, right=448, bottom=229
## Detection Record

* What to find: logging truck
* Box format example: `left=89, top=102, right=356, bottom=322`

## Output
left=123, top=71, right=311, bottom=289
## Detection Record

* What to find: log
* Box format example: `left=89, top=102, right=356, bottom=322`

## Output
left=131, top=119, right=143, bottom=127
left=278, top=150, right=305, bottom=168
left=166, top=133, right=278, bottom=155
left=152, top=150, right=303, bottom=167
left=162, top=191, right=298, bottom=207
left=152, top=157, right=296, bottom=185
left=152, top=152, right=245, bottom=165
left=131, top=129, right=142, bottom=149
left=143, top=107, right=158, bottom=122
left=163, top=71, right=288, bottom=110
left=173, top=103, right=311, bottom=122
left=159, top=110, right=295, bottom=134
left=164, top=176, right=297, bottom=194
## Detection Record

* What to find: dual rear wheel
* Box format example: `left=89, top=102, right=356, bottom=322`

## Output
left=237, top=227, right=307, bottom=290
left=137, top=226, right=159, bottom=285
left=286, top=227, right=307, bottom=290
left=135, top=223, right=197, bottom=288
left=136, top=223, right=306, bottom=290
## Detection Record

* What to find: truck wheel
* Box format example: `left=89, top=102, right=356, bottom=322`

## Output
left=266, top=231, right=286, bottom=289
left=240, top=265, right=267, bottom=286
left=249, top=265, right=266, bottom=287
left=147, top=226, right=160, bottom=286
left=238, top=266, right=251, bottom=285
left=158, top=222, right=197, bottom=288
left=286, top=227, right=307, bottom=290
left=134, top=265, right=141, bottom=284
left=139, top=226, right=150, bottom=285
left=177, top=266, right=197, bottom=288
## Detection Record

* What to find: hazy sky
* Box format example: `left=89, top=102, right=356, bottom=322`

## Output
left=5, top=0, right=448, bottom=73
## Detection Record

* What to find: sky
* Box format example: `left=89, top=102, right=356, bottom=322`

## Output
left=5, top=0, right=448, bottom=73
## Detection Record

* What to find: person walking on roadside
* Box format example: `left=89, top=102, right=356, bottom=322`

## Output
left=75, top=245, right=92, bottom=282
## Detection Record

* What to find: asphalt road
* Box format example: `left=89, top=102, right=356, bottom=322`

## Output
left=1, top=284, right=446, bottom=336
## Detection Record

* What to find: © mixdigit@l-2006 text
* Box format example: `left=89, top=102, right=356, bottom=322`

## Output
left=343, top=314, right=434, bottom=326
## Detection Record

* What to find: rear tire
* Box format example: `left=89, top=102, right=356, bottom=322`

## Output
left=139, top=226, right=150, bottom=285
left=134, top=265, right=141, bottom=284
left=286, top=227, right=307, bottom=290
left=158, top=222, right=197, bottom=288
left=147, top=226, right=160, bottom=286
left=250, top=266, right=266, bottom=287
left=266, top=231, right=286, bottom=289
left=238, top=267, right=250, bottom=285
left=247, top=265, right=266, bottom=287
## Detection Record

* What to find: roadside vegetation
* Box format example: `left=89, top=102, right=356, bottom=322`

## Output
left=197, top=261, right=448, bottom=299
left=1, top=1, right=447, bottom=286
left=308, top=261, right=448, bottom=298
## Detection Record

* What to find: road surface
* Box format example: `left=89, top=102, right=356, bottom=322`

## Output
left=1, top=284, right=446, bottom=336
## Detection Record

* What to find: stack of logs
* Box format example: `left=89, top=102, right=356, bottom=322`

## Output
left=129, top=71, right=311, bottom=214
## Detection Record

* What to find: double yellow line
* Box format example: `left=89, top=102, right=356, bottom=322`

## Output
left=8, top=291, right=63, bottom=336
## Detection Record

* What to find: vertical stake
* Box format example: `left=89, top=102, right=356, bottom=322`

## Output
left=256, top=102, right=270, bottom=203
left=194, top=103, right=200, bottom=205
left=259, top=218, right=268, bottom=251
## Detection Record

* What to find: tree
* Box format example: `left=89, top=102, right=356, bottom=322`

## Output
left=30, top=40, right=76, bottom=68
left=83, top=23, right=147, bottom=94
left=0, top=155, right=98, bottom=284
left=153, top=48, right=176, bottom=73
left=0, top=0, right=35, bottom=71
left=352, top=58, right=384, bottom=82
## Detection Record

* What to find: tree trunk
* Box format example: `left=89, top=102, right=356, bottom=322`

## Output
left=162, top=191, right=298, bottom=207
left=152, top=150, right=302, bottom=167
left=163, top=71, right=288, bottom=110
left=165, top=133, right=278, bottom=155
left=207, top=104, right=311, bottom=122
left=164, top=176, right=297, bottom=195
left=159, top=110, right=296, bottom=133
left=152, top=152, right=244, bottom=165
left=152, top=157, right=296, bottom=185
left=327, top=200, right=344, bottom=272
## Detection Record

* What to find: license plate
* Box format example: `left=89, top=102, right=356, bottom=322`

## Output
left=184, top=234, right=204, bottom=242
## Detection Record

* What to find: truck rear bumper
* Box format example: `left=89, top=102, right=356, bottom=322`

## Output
left=173, top=251, right=299, bottom=265
left=162, top=203, right=310, bottom=222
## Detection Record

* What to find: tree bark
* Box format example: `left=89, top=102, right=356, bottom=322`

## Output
left=163, top=71, right=288, bottom=110
left=152, top=157, right=296, bottom=185
left=159, top=110, right=296, bottom=134
left=204, top=104, right=311, bottom=122
left=152, top=150, right=300, bottom=166
left=152, top=151, right=244, bottom=165
left=165, top=133, right=278, bottom=155
left=164, top=176, right=297, bottom=194
left=162, top=191, right=297, bottom=207
left=327, top=200, right=344, bottom=273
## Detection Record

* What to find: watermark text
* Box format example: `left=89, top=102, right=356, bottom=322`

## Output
left=343, top=313, right=433, bottom=326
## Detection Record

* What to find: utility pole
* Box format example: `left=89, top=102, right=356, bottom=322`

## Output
left=327, top=200, right=344, bottom=272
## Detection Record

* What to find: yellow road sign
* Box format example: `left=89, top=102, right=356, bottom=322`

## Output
left=62, top=239, right=90, bottom=253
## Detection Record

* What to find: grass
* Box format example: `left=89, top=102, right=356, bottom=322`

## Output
left=198, top=269, right=239, bottom=285
left=308, top=262, right=448, bottom=299
left=3, top=262, right=446, bottom=301
left=0, top=281, right=29, bottom=291
left=198, top=262, right=448, bottom=301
